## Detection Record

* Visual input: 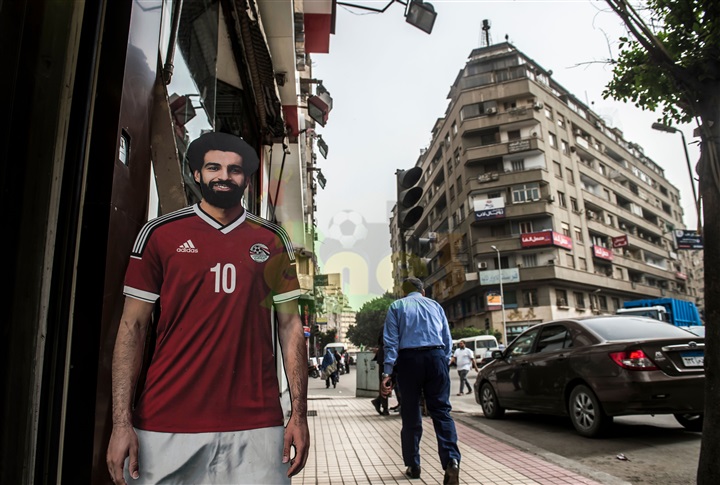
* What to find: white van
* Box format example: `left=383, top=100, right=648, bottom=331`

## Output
left=452, top=335, right=500, bottom=365
left=323, top=343, right=346, bottom=356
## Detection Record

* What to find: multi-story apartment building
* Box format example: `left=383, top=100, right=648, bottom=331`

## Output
left=390, top=42, right=703, bottom=344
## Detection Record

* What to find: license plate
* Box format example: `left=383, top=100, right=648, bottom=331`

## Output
left=681, top=351, right=704, bottom=367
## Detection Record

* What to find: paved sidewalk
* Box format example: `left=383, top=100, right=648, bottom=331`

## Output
left=295, top=395, right=626, bottom=485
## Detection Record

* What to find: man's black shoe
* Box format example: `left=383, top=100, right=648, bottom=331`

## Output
left=371, top=398, right=382, bottom=415
left=405, top=465, right=421, bottom=479
left=443, top=459, right=459, bottom=485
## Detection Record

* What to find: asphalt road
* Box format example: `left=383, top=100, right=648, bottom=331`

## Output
left=311, top=365, right=703, bottom=485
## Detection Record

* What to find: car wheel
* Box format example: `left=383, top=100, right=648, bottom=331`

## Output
left=568, top=384, right=611, bottom=438
left=480, top=382, right=505, bottom=419
left=674, top=413, right=703, bottom=432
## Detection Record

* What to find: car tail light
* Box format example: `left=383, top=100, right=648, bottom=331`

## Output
left=609, top=350, right=658, bottom=370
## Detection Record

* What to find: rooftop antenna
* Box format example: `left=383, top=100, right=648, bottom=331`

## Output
left=480, top=19, right=492, bottom=47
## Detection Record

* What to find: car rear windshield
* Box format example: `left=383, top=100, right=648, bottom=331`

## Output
left=582, top=317, right=701, bottom=341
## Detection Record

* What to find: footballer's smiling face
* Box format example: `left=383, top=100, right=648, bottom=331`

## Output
left=195, top=150, right=248, bottom=209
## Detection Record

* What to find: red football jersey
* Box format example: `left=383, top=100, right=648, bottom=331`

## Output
left=123, top=204, right=300, bottom=433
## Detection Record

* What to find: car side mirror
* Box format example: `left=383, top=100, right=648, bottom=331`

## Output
left=491, top=350, right=504, bottom=359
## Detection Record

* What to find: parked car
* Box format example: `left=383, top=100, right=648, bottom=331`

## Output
left=473, top=316, right=705, bottom=437
left=679, top=326, right=705, bottom=338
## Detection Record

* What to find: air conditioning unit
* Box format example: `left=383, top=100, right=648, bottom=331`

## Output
left=547, top=259, right=556, bottom=265
left=486, top=107, right=498, bottom=115
left=478, top=262, right=488, bottom=270
left=574, top=128, right=583, bottom=136
left=587, top=211, right=597, bottom=220
left=427, top=231, right=438, bottom=241
left=547, top=194, right=556, bottom=203
left=533, top=102, right=544, bottom=110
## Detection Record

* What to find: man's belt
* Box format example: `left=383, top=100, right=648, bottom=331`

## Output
left=400, top=345, right=444, bottom=351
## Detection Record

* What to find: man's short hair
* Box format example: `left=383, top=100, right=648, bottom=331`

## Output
left=186, top=132, right=259, bottom=175
left=402, top=277, right=424, bottom=294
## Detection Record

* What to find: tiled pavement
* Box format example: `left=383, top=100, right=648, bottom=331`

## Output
left=295, top=396, right=626, bottom=485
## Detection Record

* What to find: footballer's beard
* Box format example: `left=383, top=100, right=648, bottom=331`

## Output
left=200, top=179, right=246, bottom=209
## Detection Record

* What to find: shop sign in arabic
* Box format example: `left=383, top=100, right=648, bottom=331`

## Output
left=479, top=268, right=520, bottom=285
left=592, top=245, right=613, bottom=261
left=474, top=196, right=506, bottom=221
left=612, top=235, right=628, bottom=248
left=674, top=230, right=703, bottom=250
left=521, top=230, right=572, bottom=250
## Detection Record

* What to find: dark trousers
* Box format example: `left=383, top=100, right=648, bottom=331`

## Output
left=395, top=348, right=460, bottom=469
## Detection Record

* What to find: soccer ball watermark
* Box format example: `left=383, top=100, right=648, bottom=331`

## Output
left=326, top=210, right=369, bottom=249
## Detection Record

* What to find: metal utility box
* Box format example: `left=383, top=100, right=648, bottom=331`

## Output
left=355, top=351, right=380, bottom=398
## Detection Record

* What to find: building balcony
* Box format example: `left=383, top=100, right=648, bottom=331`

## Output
left=464, top=136, right=542, bottom=163
left=459, top=107, right=538, bottom=135
left=467, top=166, right=549, bottom=192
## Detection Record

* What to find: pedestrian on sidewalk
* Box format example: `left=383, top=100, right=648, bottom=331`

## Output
left=371, top=325, right=389, bottom=415
left=321, top=348, right=337, bottom=388
left=450, top=340, right=479, bottom=396
left=381, top=277, right=461, bottom=485
left=106, top=132, right=309, bottom=485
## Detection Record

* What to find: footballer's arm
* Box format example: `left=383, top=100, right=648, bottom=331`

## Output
left=276, top=300, right=310, bottom=477
left=106, top=297, right=154, bottom=484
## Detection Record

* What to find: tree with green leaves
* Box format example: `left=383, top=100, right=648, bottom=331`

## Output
left=346, top=293, right=395, bottom=348
left=602, top=1, right=718, bottom=481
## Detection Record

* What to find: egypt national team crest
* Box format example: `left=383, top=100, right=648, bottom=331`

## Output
left=249, top=243, right=270, bottom=263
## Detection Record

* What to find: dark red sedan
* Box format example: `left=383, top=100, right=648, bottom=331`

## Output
left=473, top=316, right=705, bottom=437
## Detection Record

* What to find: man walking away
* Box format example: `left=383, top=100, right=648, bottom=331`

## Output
left=381, top=278, right=460, bottom=485
left=450, top=340, right=479, bottom=396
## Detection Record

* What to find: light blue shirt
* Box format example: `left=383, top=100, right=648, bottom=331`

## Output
left=383, top=292, right=452, bottom=375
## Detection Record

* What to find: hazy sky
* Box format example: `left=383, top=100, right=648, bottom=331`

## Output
left=310, top=0, right=701, bottom=309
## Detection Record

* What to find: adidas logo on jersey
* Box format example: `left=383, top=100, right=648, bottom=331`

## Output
left=177, top=240, right=198, bottom=253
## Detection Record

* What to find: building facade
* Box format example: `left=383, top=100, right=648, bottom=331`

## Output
left=1, top=0, right=335, bottom=482
left=391, top=43, right=703, bottom=344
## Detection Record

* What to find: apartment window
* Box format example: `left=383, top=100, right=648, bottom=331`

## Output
left=574, top=227, right=583, bottom=243
left=549, top=132, right=557, bottom=148
left=523, top=289, right=539, bottom=306
left=566, top=253, right=576, bottom=268
left=452, top=121, right=458, bottom=137
left=512, top=183, right=540, bottom=203
left=615, top=267, right=624, bottom=279
left=566, top=168, right=574, bottom=184
left=570, top=197, right=579, bottom=212
left=454, top=150, right=461, bottom=166
left=561, top=139, right=569, bottom=155
left=557, top=114, right=565, bottom=128
left=519, top=221, right=533, bottom=233
left=444, top=133, right=450, bottom=146
left=561, top=222, right=570, bottom=236
left=603, top=188, right=611, bottom=201
left=449, top=185, right=455, bottom=201
left=579, top=257, right=588, bottom=270
left=558, top=191, right=567, bottom=208
left=591, top=235, right=607, bottom=247
left=458, top=203, right=465, bottom=221
left=553, top=161, right=562, bottom=177
left=544, top=106, right=553, bottom=120
left=447, top=160, right=453, bottom=175
left=612, top=297, right=620, bottom=311
left=522, top=253, right=537, bottom=267
left=606, top=214, right=614, bottom=227
left=490, top=223, right=509, bottom=237
left=598, top=295, right=608, bottom=311
left=599, top=163, right=607, bottom=176
left=511, top=159, right=525, bottom=171
left=556, top=289, right=568, bottom=307
left=508, top=129, right=521, bottom=141
left=574, top=292, right=585, bottom=309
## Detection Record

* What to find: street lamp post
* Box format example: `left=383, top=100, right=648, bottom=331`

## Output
left=650, top=123, right=701, bottom=225
left=491, top=245, right=508, bottom=346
